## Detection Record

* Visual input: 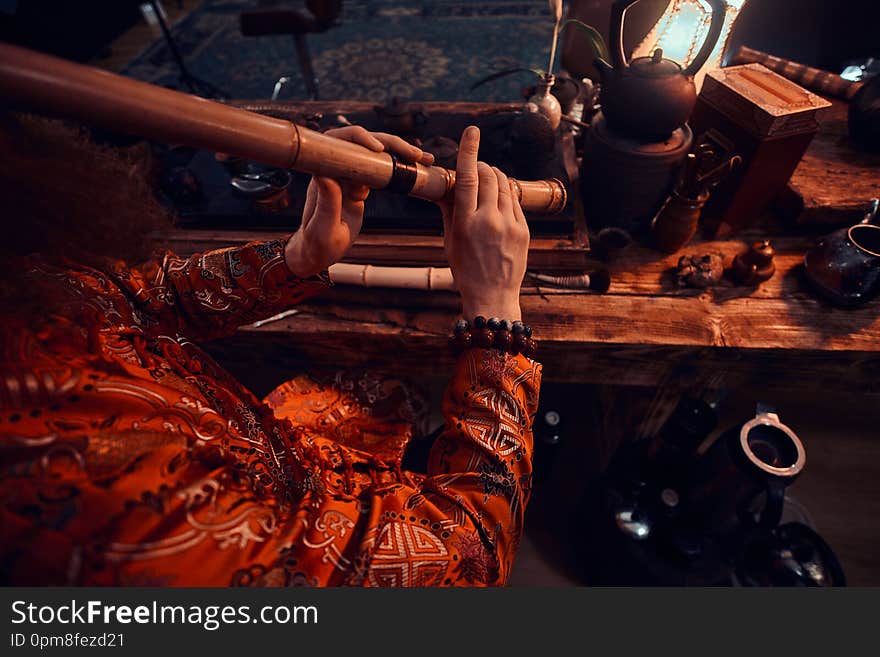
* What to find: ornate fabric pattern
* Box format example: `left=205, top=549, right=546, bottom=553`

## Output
left=0, top=239, right=542, bottom=586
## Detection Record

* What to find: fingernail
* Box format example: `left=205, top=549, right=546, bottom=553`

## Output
left=464, top=126, right=480, bottom=140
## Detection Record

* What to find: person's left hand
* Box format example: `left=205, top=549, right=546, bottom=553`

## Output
left=284, top=126, right=433, bottom=277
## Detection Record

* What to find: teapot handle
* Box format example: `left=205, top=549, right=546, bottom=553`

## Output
left=683, top=0, right=728, bottom=77
left=610, top=0, right=729, bottom=75
left=608, top=0, right=641, bottom=69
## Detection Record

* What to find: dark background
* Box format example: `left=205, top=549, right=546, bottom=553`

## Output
left=0, top=0, right=144, bottom=62
left=728, top=0, right=880, bottom=70
left=1, top=1, right=878, bottom=71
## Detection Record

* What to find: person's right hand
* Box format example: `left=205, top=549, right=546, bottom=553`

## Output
left=438, top=126, right=530, bottom=321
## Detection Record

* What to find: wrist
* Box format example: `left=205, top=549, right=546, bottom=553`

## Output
left=284, top=232, right=320, bottom=278
left=461, top=298, right=522, bottom=322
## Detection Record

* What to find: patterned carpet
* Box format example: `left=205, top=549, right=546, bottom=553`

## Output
left=123, top=1, right=556, bottom=102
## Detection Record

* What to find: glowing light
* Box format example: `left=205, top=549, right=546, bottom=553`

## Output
left=633, top=0, right=747, bottom=91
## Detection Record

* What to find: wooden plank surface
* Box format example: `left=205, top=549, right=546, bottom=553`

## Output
left=782, top=101, right=880, bottom=226
left=209, top=317, right=880, bottom=392
left=231, top=100, right=528, bottom=117
left=163, top=229, right=592, bottom=270
left=181, top=224, right=880, bottom=389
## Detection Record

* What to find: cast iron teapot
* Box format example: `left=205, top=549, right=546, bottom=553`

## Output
left=595, top=0, right=727, bottom=141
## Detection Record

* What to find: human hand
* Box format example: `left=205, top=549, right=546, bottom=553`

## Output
left=438, top=126, right=530, bottom=321
left=284, top=126, right=434, bottom=277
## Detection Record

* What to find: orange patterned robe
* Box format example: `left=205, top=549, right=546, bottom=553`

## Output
left=0, top=239, right=541, bottom=586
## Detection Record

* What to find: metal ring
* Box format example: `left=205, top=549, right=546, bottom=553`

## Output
left=739, top=415, right=806, bottom=478
left=547, top=178, right=567, bottom=214
left=385, top=154, right=418, bottom=194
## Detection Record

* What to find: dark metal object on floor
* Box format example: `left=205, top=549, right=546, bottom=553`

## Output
left=537, top=410, right=563, bottom=446
left=690, top=405, right=806, bottom=534
left=576, top=399, right=844, bottom=586
left=736, top=522, right=846, bottom=587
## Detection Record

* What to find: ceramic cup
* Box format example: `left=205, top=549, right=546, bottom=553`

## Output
left=803, top=223, right=880, bottom=307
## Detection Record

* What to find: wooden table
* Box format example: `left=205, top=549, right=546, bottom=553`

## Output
left=168, top=100, right=880, bottom=399
left=191, top=228, right=880, bottom=395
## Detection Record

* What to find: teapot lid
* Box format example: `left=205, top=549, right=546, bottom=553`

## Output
left=629, top=48, right=682, bottom=78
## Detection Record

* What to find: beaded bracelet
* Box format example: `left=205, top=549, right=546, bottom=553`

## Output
left=449, top=316, right=538, bottom=358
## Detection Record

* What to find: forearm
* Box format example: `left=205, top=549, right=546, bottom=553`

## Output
left=335, top=349, right=540, bottom=586
left=120, top=237, right=329, bottom=341
left=424, top=348, right=542, bottom=581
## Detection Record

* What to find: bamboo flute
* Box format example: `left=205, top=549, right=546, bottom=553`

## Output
left=0, top=42, right=566, bottom=214
left=329, top=263, right=456, bottom=290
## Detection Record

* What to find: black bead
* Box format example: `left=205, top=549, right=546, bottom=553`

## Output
left=454, top=319, right=469, bottom=334
left=523, top=324, right=533, bottom=338
left=473, top=316, right=487, bottom=329
left=473, top=328, right=494, bottom=348
left=500, top=319, right=513, bottom=332
left=494, top=330, right=513, bottom=351
left=511, top=321, right=525, bottom=335
left=487, top=317, right=502, bottom=331
left=453, top=331, right=472, bottom=350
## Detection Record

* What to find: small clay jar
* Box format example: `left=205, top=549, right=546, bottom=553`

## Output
left=732, top=240, right=776, bottom=286
left=651, top=188, right=710, bottom=254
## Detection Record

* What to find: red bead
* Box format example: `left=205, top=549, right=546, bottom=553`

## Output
left=512, top=333, right=528, bottom=355
left=494, top=329, right=512, bottom=352
left=524, top=338, right=538, bottom=358
left=473, top=328, right=494, bottom=348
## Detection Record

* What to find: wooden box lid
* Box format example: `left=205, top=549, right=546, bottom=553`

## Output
left=698, top=63, right=832, bottom=139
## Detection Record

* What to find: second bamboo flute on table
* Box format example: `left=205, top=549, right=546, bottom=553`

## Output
left=0, top=42, right=566, bottom=215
